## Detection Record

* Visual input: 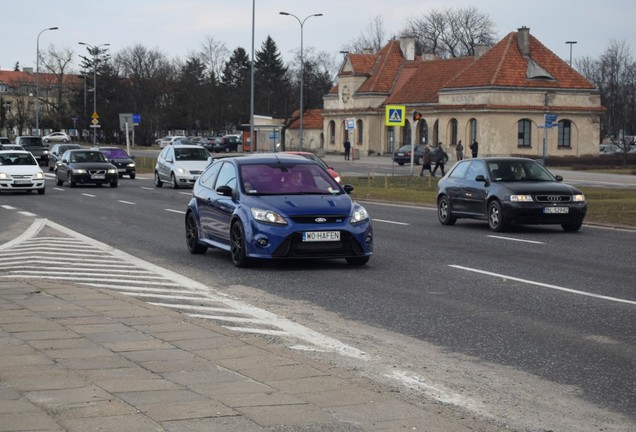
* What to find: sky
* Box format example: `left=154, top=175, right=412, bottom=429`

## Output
left=2, top=0, right=635, bottom=73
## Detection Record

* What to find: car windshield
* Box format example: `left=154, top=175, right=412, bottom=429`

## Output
left=488, top=160, right=555, bottom=182
left=69, top=151, right=107, bottom=163
left=101, top=148, right=129, bottom=158
left=174, top=148, right=210, bottom=161
left=19, top=137, right=43, bottom=146
left=0, top=152, right=37, bottom=166
left=240, top=163, right=341, bottom=195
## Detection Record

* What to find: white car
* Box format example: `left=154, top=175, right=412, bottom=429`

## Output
left=159, top=135, right=186, bottom=148
left=0, top=150, right=46, bottom=194
left=42, top=132, right=71, bottom=143
left=154, top=144, right=212, bottom=188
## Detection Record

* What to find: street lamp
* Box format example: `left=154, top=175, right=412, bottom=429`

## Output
left=78, top=42, right=110, bottom=145
left=566, top=41, right=577, bottom=66
left=279, top=11, right=323, bottom=151
left=35, top=26, right=59, bottom=136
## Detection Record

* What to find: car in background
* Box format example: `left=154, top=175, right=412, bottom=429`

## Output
left=48, top=143, right=82, bottom=171
left=96, top=146, right=136, bottom=179
left=437, top=157, right=587, bottom=232
left=0, top=144, right=24, bottom=151
left=599, top=143, right=622, bottom=155
left=0, top=150, right=46, bottom=194
left=393, top=144, right=448, bottom=166
left=212, top=134, right=241, bottom=153
left=282, top=151, right=341, bottom=183
left=196, top=137, right=219, bottom=152
left=42, top=131, right=71, bottom=143
left=184, top=153, right=373, bottom=267
left=14, top=136, right=49, bottom=166
left=55, top=149, right=118, bottom=188
left=159, top=135, right=187, bottom=148
left=0, top=137, right=11, bottom=145
left=154, top=144, right=212, bottom=188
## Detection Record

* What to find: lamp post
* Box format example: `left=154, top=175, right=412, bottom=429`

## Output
left=78, top=42, right=110, bottom=145
left=279, top=11, right=323, bottom=151
left=566, top=41, right=577, bottom=66
left=35, top=26, right=58, bottom=136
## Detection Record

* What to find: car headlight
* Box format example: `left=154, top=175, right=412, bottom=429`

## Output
left=251, top=208, right=287, bottom=225
left=43, top=150, right=49, bottom=155
left=73, top=169, right=87, bottom=174
left=107, top=168, right=117, bottom=174
left=350, top=203, right=370, bottom=224
left=34, top=172, right=45, bottom=179
left=0, top=172, right=10, bottom=179
left=127, top=163, right=135, bottom=168
left=510, top=195, right=533, bottom=202
left=572, top=194, right=585, bottom=202
left=176, top=167, right=189, bottom=175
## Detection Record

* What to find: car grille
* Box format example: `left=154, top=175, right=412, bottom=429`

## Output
left=289, top=214, right=348, bottom=224
left=272, top=231, right=365, bottom=258
left=89, top=170, right=106, bottom=175
left=190, top=170, right=203, bottom=175
left=534, top=194, right=572, bottom=203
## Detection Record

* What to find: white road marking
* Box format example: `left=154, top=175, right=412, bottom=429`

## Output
left=18, top=211, right=36, bottom=217
left=372, top=218, right=409, bottom=225
left=165, top=208, right=185, bottom=214
left=118, top=200, right=136, bottom=205
left=82, top=193, right=96, bottom=197
left=487, top=235, right=544, bottom=244
left=140, top=186, right=154, bottom=190
left=1, top=205, right=16, bottom=210
left=450, top=265, right=636, bottom=305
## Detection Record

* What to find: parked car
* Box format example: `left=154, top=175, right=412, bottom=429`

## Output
left=159, top=135, right=187, bottom=148
left=282, top=151, right=341, bottom=183
left=437, top=157, right=587, bottom=232
left=0, top=150, right=46, bottom=194
left=393, top=144, right=448, bottom=166
left=184, top=153, right=373, bottom=267
left=55, top=149, right=118, bottom=187
left=154, top=144, right=212, bottom=188
left=48, top=143, right=82, bottom=171
left=14, top=136, right=49, bottom=166
left=197, top=137, right=219, bottom=152
left=96, top=146, right=136, bottom=179
left=42, top=131, right=71, bottom=143
left=213, top=134, right=242, bottom=153
left=0, top=144, right=24, bottom=151
left=599, top=143, right=622, bottom=155
left=0, top=137, right=11, bottom=145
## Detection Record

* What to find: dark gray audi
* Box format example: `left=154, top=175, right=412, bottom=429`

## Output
left=437, top=157, right=587, bottom=232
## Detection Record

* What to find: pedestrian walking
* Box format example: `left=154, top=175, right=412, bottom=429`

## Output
left=470, top=139, right=479, bottom=158
left=431, top=142, right=446, bottom=177
left=455, top=140, right=463, bottom=161
left=344, top=139, right=351, bottom=160
left=419, top=144, right=433, bottom=176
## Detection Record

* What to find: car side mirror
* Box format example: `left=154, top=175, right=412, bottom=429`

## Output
left=216, top=185, right=233, bottom=196
left=555, top=175, right=563, bottom=182
left=475, top=174, right=487, bottom=182
left=343, top=184, right=354, bottom=194
left=130, top=155, right=136, bottom=160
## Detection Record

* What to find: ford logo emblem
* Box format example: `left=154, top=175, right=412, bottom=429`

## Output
left=315, top=217, right=327, bottom=223
left=547, top=196, right=562, bottom=201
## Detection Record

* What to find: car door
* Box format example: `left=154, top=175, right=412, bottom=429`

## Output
left=56, top=150, right=71, bottom=181
left=157, top=147, right=172, bottom=182
left=195, top=162, right=222, bottom=240
left=444, top=160, right=470, bottom=212
left=462, top=160, right=489, bottom=216
left=208, top=162, right=239, bottom=244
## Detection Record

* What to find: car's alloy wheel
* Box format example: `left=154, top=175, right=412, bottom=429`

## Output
left=438, top=196, right=457, bottom=225
left=69, top=173, right=76, bottom=187
left=56, top=173, right=63, bottom=186
left=171, top=173, right=179, bottom=189
left=154, top=172, right=163, bottom=187
left=185, top=212, right=208, bottom=254
left=110, top=180, right=118, bottom=188
left=488, top=200, right=506, bottom=232
left=37, top=187, right=45, bottom=195
left=230, top=221, right=251, bottom=267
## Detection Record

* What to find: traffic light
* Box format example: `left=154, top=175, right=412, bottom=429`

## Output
left=413, top=111, right=422, bottom=121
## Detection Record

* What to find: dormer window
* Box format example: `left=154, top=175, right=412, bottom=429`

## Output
left=526, top=59, right=555, bottom=80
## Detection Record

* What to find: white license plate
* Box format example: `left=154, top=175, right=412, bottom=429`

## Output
left=14, top=180, right=31, bottom=184
left=302, top=231, right=340, bottom=242
left=91, top=174, right=105, bottom=180
left=117, top=168, right=126, bottom=172
left=544, top=207, right=569, bottom=214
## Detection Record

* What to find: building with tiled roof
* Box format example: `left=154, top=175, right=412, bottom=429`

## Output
left=317, top=27, right=602, bottom=159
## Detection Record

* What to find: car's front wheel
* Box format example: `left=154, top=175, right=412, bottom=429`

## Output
left=69, top=173, right=76, bottom=187
left=438, top=196, right=457, bottom=225
left=130, top=173, right=136, bottom=179
left=346, top=256, right=369, bottom=266
left=37, top=187, right=45, bottom=195
left=185, top=212, right=208, bottom=254
left=171, top=173, right=179, bottom=189
left=561, top=220, right=583, bottom=232
left=230, top=221, right=251, bottom=268
left=487, top=200, right=507, bottom=232
left=56, top=172, right=63, bottom=186
left=154, top=171, right=163, bottom=187
left=110, top=180, right=118, bottom=188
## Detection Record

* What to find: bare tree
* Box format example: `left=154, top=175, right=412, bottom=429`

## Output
left=341, top=15, right=389, bottom=53
left=40, top=46, right=76, bottom=129
left=198, top=36, right=230, bottom=82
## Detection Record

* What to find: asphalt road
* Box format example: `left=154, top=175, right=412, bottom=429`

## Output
left=0, top=169, right=634, bottom=431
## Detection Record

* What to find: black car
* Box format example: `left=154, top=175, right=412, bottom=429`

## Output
left=48, top=143, right=81, bottom=171
left=213, top=135, right=241, bottom=153
left=96, top=146, right=136, bottom=179
left=393, top=144, right=448, bottom=166
left=55, top=149, right=118, bottom=187
left=437, top=157, right=587, bottom=232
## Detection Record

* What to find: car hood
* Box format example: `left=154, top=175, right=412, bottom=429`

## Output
left=498, top=181, right=582, bottom=195
left=107, top=157, right=134, bottom=163
left=69, top=162, right=116, bottom=169
left=247, top=193, right=354, bottom=216
left=1, top=165, right=43, bottom=176
left=171, top=161, right=211, bottom=171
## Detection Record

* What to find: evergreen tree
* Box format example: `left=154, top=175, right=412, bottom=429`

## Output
left=254, top=36, right=290, bottom=117
left=221, top=47, right=251, bottom=129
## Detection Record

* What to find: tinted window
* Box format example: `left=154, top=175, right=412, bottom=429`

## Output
left=465, top=160, right=487, bottom=180
left=101, top=148, right=129, bottom=158
left=215, top=162, right=237, bottom=190
left=18, top=137, right=43, bottom=146
left=448, top=160, right=470, bottom=179
left=199, top=161, right=222, bottom=189
left=175, top=147, right=210, bottom=161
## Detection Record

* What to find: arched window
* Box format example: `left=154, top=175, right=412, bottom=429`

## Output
left=418, top=119, right=429, bottom=144
left=469, top=118, right=477, bottom=142
left=403, top=120, right=411, bottom=146
left=356, top=119, right=363, bottom=145
left=450, top=118, right=458, bottom=145
left=328, top=121, right=335, bottom=145
left=517, top=119, right=532, bottom=147
left=558, top=120, right=571, bottom=148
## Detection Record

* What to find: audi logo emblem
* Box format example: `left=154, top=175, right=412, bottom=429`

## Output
left=547, top=195, right=562, bottom=202
left=315, top=217, right=327, bottom=223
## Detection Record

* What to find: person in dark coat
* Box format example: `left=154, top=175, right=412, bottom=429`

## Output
left=455, top=140, right=464, bottom=161
left=419, top=144, right=433, bottom=176
left=470, top=139, right=479, bottom=158
left=431, top=142, right=446, bottom=177
left=344, top=139, right=351, bottom=160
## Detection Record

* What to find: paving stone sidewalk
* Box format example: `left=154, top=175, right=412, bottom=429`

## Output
left=0, top=279, right=490, bottom=432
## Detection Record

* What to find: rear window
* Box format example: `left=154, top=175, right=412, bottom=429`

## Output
left=18, top=137, right=43, bottom=147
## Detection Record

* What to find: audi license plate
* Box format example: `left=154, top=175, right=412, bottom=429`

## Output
left=91, top=174, right=105, bottom=180
left=302, top=231, right=340, bottom=242
left=544, top=207, right=569, bottom=214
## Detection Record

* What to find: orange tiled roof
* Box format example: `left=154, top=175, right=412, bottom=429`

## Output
left=0, top=70, right=83, bottom=87
left=356, top=40, right=405, bottom=95
left=287, top=109, right=324, bottom=130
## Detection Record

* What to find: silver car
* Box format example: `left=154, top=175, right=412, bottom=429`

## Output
left=154, top=144, right=212, bottom=189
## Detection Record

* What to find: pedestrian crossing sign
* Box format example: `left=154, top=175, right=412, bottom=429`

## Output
left=385, top=105, right=406, bottom=126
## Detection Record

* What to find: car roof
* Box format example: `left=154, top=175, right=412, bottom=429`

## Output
left=170, top=144, right=207, bottom=149
left=0, top=150, right=30, bottom=155
left=228, top=153, right=312, bottom=166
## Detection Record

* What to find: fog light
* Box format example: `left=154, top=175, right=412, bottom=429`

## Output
left=365, top=235, right=373, bottom=245
left=256, top=237, right=269, bottom=247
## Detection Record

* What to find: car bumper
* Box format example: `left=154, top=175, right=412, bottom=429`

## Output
left=244, top=220, right=374, bottom=260
left=174, top=174, right=199, bottom=187
left=502, top=202, right=587, bottom=225
left=0, top=180, right=46, bottom=192
left=72, top=173, right=118, bottom=184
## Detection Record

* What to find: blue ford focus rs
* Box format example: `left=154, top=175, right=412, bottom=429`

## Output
left=185, top=153, right=373, bottom=267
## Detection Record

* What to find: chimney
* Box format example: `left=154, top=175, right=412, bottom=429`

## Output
left=362, top=48, right=373, bottom=55
left=399, top=36, right=416, bottom=61
left=517, top=26, right=530, bottom=57
left=23, top=67, right=34, bottom=74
